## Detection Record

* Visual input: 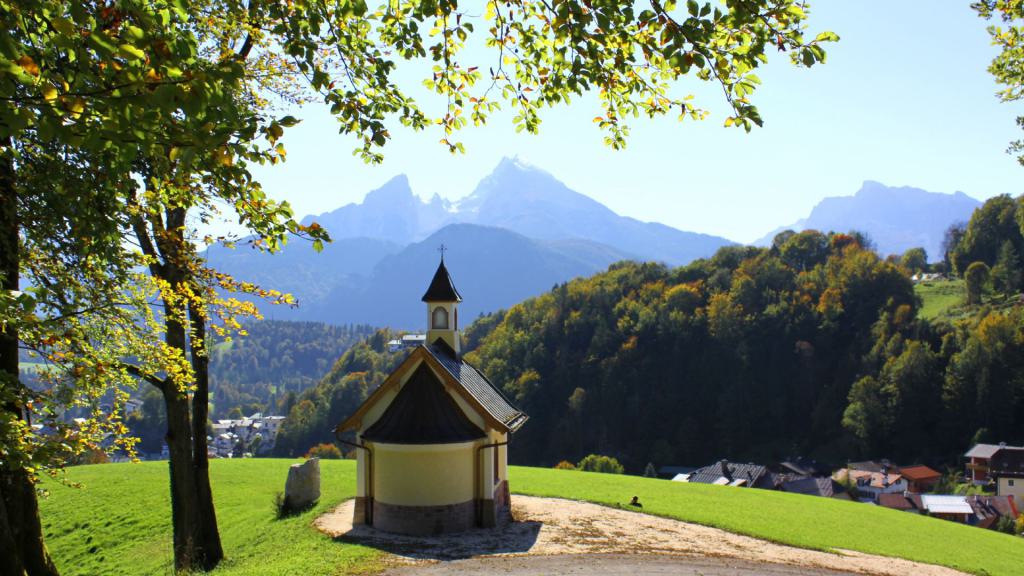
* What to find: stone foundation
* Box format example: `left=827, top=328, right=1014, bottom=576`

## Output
left=480, top=480, right=511, bottom=527
left=372, top=499, right=475, bottom=536
left=494, top=480, right=511, bottom=523
left=352, top=496, right=369, bottom=525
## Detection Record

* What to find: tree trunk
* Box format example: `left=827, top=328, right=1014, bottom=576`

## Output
left=161, top=359, right=202, bottom=572
left=0, top=139, right=60, bottom=576
left=0, top=470, right=60, bottom=576
left=188, top=302, right=223, bottom=569
left=147, top=204, right=222, bottom=572
left=131, top=197, right=223, bottom=572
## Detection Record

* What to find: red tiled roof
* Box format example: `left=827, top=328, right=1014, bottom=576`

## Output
left=878, top=493, right=916, bottom=511
left=899, top=465, right=941, bottom=481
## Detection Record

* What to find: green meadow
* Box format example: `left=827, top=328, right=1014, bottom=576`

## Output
left=915, top=278, right=967, bottom=320
left=38, top=459, right=1024, bottom=576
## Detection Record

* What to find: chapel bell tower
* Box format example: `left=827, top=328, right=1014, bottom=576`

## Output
left=422, top=246, right=462, bottom=355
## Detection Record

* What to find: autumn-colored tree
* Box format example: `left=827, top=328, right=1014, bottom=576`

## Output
left=2, top=0, right=838, bottom=572
left=305, top=443, right=343, bottom=460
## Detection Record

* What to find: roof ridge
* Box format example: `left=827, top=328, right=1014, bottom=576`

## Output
left=459, top=354, right=521, bottom=409
left=422, top=344, right=527, bottom=432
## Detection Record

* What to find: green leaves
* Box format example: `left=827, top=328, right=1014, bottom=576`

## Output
left=117, top=44, right=145, bottom=61
left=974, top=1, right=1024, bottom=164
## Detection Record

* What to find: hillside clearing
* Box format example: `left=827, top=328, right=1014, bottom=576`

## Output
left=916, top=279, right=966, bottom=320
left=38, top=460, right=1024, bottom=576
left=915, top=278, right=1022, bottom=321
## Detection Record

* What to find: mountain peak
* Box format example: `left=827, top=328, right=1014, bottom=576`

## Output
left=757, top=181, right=981, bottom=259
left=496, top=155, right=537, bottom=171
left=362, top=174, right=413, bottom=206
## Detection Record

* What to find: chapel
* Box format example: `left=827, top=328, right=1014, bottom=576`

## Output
left=335, top=255, right=528, bottom=535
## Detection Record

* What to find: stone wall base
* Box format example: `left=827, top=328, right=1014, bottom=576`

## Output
left=480, top=480, right=511, bottom=527
left=372, top=499, right=475, bottom=536
left=352, top=496, right=368, bottom=525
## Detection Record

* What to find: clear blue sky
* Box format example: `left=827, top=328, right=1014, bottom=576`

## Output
left=249, top=0, right=1023, bottom=244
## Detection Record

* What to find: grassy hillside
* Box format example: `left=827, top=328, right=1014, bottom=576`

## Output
left=915, top=279, right=966, bottom=320
left=915, top=278, right=1022, bottom=322
left=39, top=460, right=1023, bottom=576
left=516, top=467, right=1024, bottom=576
left=39, top=460, right=381, bottom=576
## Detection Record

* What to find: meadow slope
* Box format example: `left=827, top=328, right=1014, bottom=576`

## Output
left=38, top=460, right=1024, bottom=576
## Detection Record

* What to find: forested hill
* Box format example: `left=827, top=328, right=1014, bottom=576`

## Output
left=466, top=236, right=925, bottom=469
left=277, top=227, right=1024, bottom=471
left=208, top=321, right=375, bottom=418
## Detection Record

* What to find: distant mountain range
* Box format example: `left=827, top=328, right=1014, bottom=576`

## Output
left=756, top=181, right=981, bottom=260
left=301, top=157, right=732, bottom=264
left=213, top=163, right=985, bottom=328
left=218, top=158, right=732, bottom=327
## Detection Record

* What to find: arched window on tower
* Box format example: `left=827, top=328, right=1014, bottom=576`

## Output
left=432, top=306, right=449, bottom=329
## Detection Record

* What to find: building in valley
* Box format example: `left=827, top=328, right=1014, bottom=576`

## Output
left=965, top=442, right=1024, bottom=487
left=989, top=445, right=1024, bottom=507
left=335, top=255, right=528, bottom=535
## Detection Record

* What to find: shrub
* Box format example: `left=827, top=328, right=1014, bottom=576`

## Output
left=273, top=491, right=308, bottom=519
left=965, top=261, right=990, bottom=305
left=304, top=443, right=342, bottom=460
left=553, top=460, right=576, bottom=470
left=995, top=514, right=1017, bottom=535
left=577, top=454, right=625, bottom=474
left=1016, top=514, right=1024, bottom=536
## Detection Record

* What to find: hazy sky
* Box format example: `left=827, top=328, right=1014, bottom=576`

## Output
left=249, top=1, right=1023, bottom=244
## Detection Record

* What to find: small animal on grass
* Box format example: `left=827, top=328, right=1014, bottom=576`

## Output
left=628, top=496, right=642, bottom=509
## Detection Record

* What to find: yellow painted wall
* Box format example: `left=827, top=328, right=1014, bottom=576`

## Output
left=426, top=303, right=461, bottom=353
left=373, top=442, right=476, bottom=506
left=997, top=477, right=1024, bottom=506
left=478, top=428, right=509, bottom=499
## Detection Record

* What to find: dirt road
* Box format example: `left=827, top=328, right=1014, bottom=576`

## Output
left=316, top=496, right=966, bottom=576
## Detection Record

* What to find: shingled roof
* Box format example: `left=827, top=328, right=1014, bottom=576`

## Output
left=424, top=341, right=527, bottom=432
left=687, top=460, right=770, bottom=488
left=422, top=259, right=463, bottom=302
left=336, top=344, right=528, bottom=437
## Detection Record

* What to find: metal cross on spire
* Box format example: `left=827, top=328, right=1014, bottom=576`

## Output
left=438, top=243, right=448, bottom=260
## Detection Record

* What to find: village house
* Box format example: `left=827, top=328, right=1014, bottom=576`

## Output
left=335, top=256, right=528, bottom=535
left=964, top=442, right=1022, bottom=485
left=209, top=412, right=286, bottom=457
left=387, top=334, right=427, bottom=353
left=778, top=476, right=850, bottom=500
left=832, top=466, right=907, bottom=502
left=879, top=492, right=1019, bottom=529
left=919, top=495, right=975, bottom=523
left=969, top=495, right=1020, bottom=529
left=989, top=445, right=1024, bottom=507
left=772, top=457, right=832, bottom=478
left=681, top=460, right=775, bottom=489
left=898, top=465, right=942, bottom=493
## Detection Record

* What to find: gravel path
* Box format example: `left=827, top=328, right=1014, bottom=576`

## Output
left=382, top=554, right=872, bottom=575
left=315, top=495, right=967, bottom=576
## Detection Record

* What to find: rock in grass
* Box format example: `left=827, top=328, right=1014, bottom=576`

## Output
left=285, top=457, right=320, bottom=511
